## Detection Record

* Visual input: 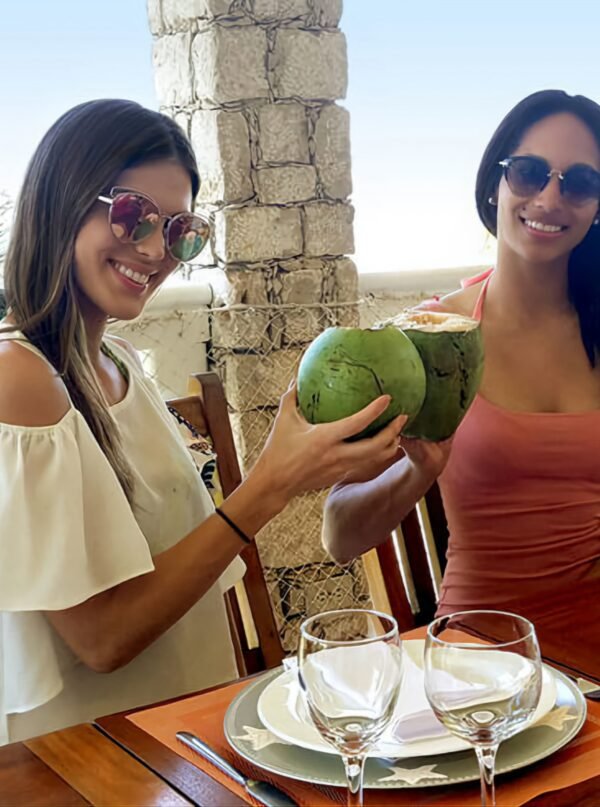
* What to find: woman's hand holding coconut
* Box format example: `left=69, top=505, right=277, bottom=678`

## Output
left=400, top=434, right=454, bottom=479
left=249, top=382, right=409, bottom=509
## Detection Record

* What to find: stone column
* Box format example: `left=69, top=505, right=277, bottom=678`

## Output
left=148, top=0, right=368, bottom=649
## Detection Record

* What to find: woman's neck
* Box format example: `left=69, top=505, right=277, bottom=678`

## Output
left=488, top=243, right=573, bottom=323
left=86, top=323, right=104, bottom=351
left=75, top=292, right=109, bottom=361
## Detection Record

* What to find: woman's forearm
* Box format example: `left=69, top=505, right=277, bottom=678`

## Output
left=322, top=456, right=438, bottom=564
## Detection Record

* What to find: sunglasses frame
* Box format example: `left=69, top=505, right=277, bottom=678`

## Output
left=498, top=156, right=600, bottom=206
left=97, top=186, right=211, bottom=263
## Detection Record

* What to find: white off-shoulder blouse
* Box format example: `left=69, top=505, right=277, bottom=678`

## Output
left=0, top=331, right=245, bottom=745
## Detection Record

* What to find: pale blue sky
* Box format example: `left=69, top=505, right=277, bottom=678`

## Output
left=2, top=1, right=600, bottom=271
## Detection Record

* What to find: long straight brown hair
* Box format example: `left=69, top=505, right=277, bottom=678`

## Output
left=3, top=99, right=200, bottom=500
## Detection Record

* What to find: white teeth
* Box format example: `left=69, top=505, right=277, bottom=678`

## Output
left=524, top=219, right=563, bottom=233
left=113, top=263, right=150, bottom=286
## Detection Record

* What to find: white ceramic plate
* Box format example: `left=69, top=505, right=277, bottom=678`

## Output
left=257, top=640, right=557, bottom=759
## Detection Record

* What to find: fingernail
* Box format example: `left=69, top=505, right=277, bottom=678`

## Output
left=394, top=416, right=407, bottom=434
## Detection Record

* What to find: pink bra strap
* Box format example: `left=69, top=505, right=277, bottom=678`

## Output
left=472, top=276, right=491, bottom=321
left=461, top=268, right=494, bottom=322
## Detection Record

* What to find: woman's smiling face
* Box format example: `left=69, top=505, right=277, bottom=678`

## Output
left=74, top=159, right=193, bottom=322
left=496, top=112, right=600, bottom=266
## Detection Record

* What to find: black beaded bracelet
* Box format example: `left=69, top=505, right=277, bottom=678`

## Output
left=215, top=507, right=253, bottom=545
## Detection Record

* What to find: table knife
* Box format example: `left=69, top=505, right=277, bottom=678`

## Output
left=176, top=731, right=298, bottom=807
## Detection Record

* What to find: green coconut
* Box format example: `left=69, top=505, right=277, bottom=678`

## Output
left=297, top=326, right=426, bottom=440
left=382, top=310, right=484, bottom=441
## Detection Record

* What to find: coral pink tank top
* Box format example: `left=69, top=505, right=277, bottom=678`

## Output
left=435, top=269, right=600, bottom=615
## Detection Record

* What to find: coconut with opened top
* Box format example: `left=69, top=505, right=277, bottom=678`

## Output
left=297, top=309, right=484, bottom=441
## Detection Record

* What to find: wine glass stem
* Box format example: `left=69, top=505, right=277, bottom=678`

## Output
left=475, top=744, right=498, bottom=807
left=343, top=754, right=366, bottom=807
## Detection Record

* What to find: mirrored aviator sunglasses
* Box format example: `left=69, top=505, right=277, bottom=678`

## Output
left=498, top=155, right=600, bottom=207
left=98, top=188, right=211, bottom=262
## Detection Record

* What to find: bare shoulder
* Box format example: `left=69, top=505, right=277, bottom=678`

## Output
left=436, top=282, right=484, bottom=318
left=0, top=341, right=70, bottom=427
left=107, top=335, right=144, bottom=372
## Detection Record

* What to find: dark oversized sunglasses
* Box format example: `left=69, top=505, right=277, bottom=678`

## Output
left=98, top=187, right=210, bottom=262
left=499, top=156, right=600, bottom=207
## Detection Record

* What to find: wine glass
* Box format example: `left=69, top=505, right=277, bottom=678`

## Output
left=424, top=610, right=542, bottom=807
left=297, top=608, right=403, bottom=807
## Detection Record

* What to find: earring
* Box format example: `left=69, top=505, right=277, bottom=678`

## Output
left=488, top=197, right=497, bottom=206
left=594, top=218, right=599, bottom=226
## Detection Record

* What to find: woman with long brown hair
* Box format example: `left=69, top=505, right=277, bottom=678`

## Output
left=0, top=99, right=404, bottom=744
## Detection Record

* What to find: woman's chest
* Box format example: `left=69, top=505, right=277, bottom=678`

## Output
left=444, top=396, right=600, bottom=498
left=479, top=324, right=600, bottom=413
left=116, top=404, right=213, bottom=553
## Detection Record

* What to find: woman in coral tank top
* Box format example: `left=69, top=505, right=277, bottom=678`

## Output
left=323, top=89, right=600, bottom=615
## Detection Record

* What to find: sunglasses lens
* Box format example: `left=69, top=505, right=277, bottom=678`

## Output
left=562, top=165, right=600, bottom=206
left=110, top=193, right=161, bottom=243
left=505, top=157, right=548, bottom=196
left=167, top=214, right=210, bottom=261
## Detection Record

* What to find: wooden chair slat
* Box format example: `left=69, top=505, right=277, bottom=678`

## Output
left=375, top=483, right=449, bottom=628
left=168, top=372, right=284, bottom=675
left=375, top=538, right=414, bottom=631
left=400, top=506, right=438, bottom=625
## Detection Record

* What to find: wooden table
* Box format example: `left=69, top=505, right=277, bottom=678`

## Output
left=3, top=578, right=600, bottom=806
left=0, top=723, right=193, bottom=806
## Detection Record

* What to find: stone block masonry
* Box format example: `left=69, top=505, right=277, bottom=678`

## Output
left=149, top=2, right=358, bottom=324
left=148, top=0, right=370, bottom=650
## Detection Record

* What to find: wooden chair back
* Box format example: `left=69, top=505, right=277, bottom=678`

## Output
left=168, top=372, right=285, bottom=676
left=374, top=482, right=449, bottom=629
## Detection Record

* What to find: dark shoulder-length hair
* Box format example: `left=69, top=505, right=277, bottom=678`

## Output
left=3, top=99, right=199, bottom=500
left=475, top=89, right=600, bottom=367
